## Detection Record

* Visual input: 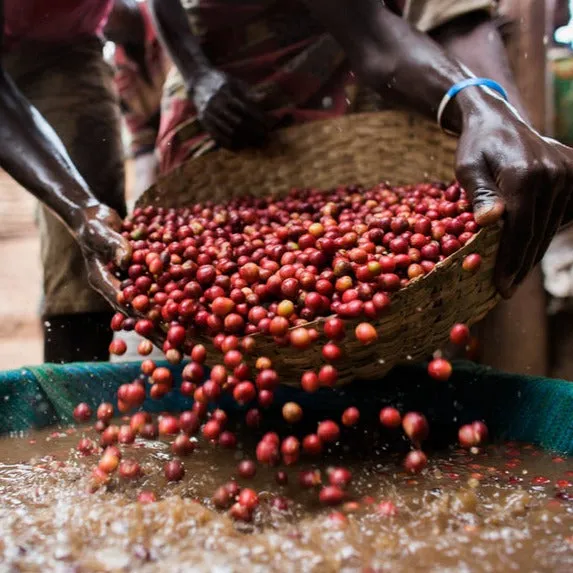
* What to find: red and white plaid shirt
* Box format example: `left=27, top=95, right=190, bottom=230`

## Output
left=112, top=2, right=170, bottom=158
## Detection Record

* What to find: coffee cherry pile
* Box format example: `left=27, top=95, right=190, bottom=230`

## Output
left=115, top=182, right=480, bottom=342
left=86, top=180, right=490, bottom=519
left=111, top=180, right=482, bottom=378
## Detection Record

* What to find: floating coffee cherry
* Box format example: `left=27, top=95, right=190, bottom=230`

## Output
left=449, top=323, right=470, bottom=346
left=73, top=402, right=92, bottom=423
left=341, top=407, right=360, bottom=427
left=402, top=412, right=429, bottom=445
left=427, top=358, right=453, bottom=381
left=164, top=459, right=185, bottom=482
left=319, top=485, right=346, bottom=506
left=403, top=450, right=428, bottom=474
left=379, top=407, right=402, bottom=429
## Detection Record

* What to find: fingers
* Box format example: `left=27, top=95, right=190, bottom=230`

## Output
left=498, top=206, right=536, bottom=297
left=455, top=128, right=573, bottom=298
left=526, top=172, right=568, bottom=282
left=88, top=259, right=124, bottom=313
left=98, top=224, right=132, bottom=270
left=560, top=195, right=573, bottom=229
left=493, top=184, right=536, bottom=298
left=225, top=86, right=268, bottom=145
left=110, top=233, right=132, bottom=270
left=511, top=140, right=571, bottom=287
left=88, top=259, right=166, bottom=349
left=472, top=191, right=506, bottom=227
left=549, top=141, right=573, bottom=228
left=455, top=148, right=506, bottom=228
left=202, top=111, right=236, bottom=148
left=455, top=145, right=517, bottom=297
left=203, top=83, right=268, bottom=149
left=228, top=81, right=267, bottom=125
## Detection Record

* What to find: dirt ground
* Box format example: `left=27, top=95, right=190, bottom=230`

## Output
left=0, top=162, right=140, bottom=371
left=0, top=171, right=42, bottom=370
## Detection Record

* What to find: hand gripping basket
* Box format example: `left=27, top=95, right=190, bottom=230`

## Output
left=137, top=111, right=501, bottom=386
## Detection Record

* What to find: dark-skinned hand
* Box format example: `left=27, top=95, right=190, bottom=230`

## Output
left=191, top=68, right=268, bottom=149
left=454, top=97, right=573, bottom=298
left=74, top=205, right=166, bottom=348
left=74, top=204, right=131, bottom=310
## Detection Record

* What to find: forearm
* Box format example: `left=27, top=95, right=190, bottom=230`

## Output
left=0, top=70, right=99, bottom=231
left=430, top=12, right=529, bottom=120
left=303, top=0, right=504, bottom=133
left=148, top=0, right=211, bottom=88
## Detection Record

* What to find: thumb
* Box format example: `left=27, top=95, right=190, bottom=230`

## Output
left=110, top=232, right=132, bottom=270
left=455, top=151, right=505, bottom=227
left=472, top=189, right=505, bottom=227
left=85, top=219, right=131, bottom=269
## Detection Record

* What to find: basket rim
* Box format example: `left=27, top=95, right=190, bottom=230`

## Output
left=136, top=109, right=459, bottom=210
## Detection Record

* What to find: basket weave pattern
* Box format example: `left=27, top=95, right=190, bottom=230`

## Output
left=138, top=112, right=501, bottom=386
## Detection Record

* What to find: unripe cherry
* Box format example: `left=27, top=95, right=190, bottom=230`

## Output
left=282, top=402, right=303, bottom=424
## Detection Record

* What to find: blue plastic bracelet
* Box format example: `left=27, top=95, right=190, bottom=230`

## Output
left=437, top=78, right=509, bottom=133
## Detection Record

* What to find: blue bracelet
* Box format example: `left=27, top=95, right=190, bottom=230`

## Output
left=437, top=78, right=509, bottom=133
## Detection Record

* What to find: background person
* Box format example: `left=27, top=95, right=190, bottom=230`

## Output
left=0, top=0, right=130, bottom=363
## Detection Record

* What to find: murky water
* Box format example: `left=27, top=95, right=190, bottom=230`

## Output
left=0, top=424, right=572, bottom=572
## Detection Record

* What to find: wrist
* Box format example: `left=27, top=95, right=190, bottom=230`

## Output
left=185, top=64, right=215, bottom=96
left=188, top=68, right=226, bottom=115
left=69, top=201, right=106, bottom=233
left=441, top=87, right=506, bottom=135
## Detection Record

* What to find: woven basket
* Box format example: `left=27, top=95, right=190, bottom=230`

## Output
left=137, top=111, right=501, bottom=386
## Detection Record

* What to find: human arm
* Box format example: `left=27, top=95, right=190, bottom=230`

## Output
left=147, top=0, right=267, bottom=148
left=0, top=1, right=129, bottom=303
left=301, top=0, right=573, bottom=297
left=105, top=0, right=149, bottom=82
left=429, top=10, right=528, bottom=118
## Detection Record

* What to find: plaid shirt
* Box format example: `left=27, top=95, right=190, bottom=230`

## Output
left=116, top=0, right=498, bottom=169
left=112, top=2, right=170, bottom=158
